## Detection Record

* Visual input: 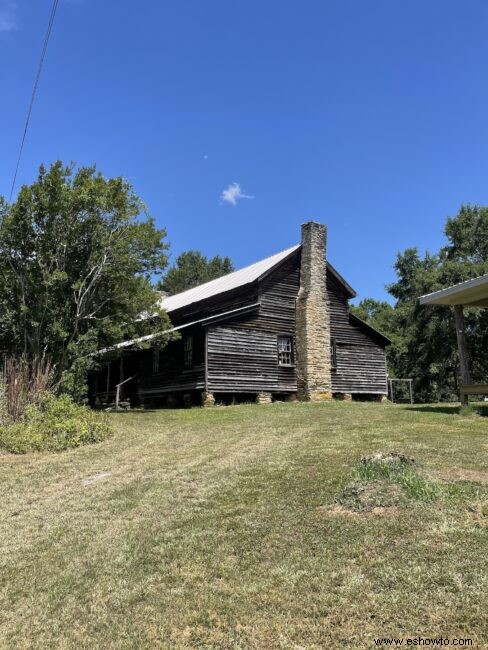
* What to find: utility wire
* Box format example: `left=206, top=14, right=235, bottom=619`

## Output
left=9, top=0, right=60, bottom=202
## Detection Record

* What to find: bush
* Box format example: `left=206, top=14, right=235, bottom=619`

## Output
left=0, top=393, right=112, bottom=454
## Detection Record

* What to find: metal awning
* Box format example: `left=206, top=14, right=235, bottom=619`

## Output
left=93, top=302, right=261, bottom=356
left=419, top=273, right=488, bottom=307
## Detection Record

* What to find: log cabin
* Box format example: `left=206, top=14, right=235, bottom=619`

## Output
left=90, top=222, right=390, bottom=407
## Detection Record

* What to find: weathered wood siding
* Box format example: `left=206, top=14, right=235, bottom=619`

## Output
left=207, top=326, right=296, bottom=393
left=327, top=271, right=388, bottom=394
left=206, top=255, right=300, bottom=393
left=138, top=326, right=205, bottom=395
left=332, top=343, right=387, bottom=394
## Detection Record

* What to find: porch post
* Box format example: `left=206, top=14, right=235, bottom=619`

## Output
left=106, top=363, right=111, bottom=402
left=453, top=304, right=471, bottom=405
left=119, top=356, right=124, bottom=400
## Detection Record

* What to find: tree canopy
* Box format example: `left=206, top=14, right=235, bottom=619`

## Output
left=0, top=162, right=171, bottom=396
left=352, top=205, right=488, bottom=402
left=158, top=250, right=234, bottom=295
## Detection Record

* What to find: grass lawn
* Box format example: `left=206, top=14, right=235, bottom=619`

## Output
left=1, top=401, right=488, bottom=649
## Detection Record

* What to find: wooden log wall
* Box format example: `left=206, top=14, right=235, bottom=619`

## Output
left=207, top=326, right=296, bottom=393
left=327, top=271, right=388, bottom=394
left=332, top=343, right=388, bottom=394
left=137, top=325, right=206, bottom=396
left=206, top=255, right=300, bottom=393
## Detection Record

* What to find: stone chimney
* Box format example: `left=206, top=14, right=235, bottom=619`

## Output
left=295, top=221, right=332, bottom=401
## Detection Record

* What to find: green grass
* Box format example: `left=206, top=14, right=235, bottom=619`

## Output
left=1, top=401, right=488, bottom=648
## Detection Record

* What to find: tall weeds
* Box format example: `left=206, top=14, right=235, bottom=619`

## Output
left=1, top=357, right=53, bottom=422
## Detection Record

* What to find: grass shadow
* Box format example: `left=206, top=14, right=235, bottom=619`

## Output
left=406, top=404, right=488, bottom=417
left=406, top=405, right=461, bottom=415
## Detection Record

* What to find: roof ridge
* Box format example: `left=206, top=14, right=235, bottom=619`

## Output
left=159, top=244, right=300, bottom=313
left=166, top=244, right=299, bottom=301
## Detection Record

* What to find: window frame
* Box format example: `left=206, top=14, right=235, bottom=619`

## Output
left=184, top=334, right=193, bottom=367
left=277, top=335, right=294, bottom=367
left=331, top=338, right=337, bottom=370
left=152, top=348, right=160, bottom=374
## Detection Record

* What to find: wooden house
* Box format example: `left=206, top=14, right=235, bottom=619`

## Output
left=91, top=222, right=389, bottom=406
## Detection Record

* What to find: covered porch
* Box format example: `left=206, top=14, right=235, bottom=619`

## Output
left=420, top=273, right=488, bottom=405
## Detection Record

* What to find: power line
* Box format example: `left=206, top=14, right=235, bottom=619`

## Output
left=9, top=0, right=60, bottom=203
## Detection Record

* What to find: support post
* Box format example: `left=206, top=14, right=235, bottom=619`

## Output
left=453, top=304, right=471, bottom=406
left=119, top=356, right=124, bottom=401
left=106, top=363, right=111, bottom=402
left=204, top=328, right=209, bottom=392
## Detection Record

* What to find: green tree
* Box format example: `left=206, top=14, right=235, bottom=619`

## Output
left=0, top=162, right=171, bottom=397
left=158, top=250, right=234, bottom=295
left=356, top=206, right=488, bottom=402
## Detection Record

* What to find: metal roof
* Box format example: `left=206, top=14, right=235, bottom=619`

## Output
left=160, top=245, right=300, bottom=313
left=159, top=244, right=357, bottom=313
left=419, top=273, right=488, bottom=307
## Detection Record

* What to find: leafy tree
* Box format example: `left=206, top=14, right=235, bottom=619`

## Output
left=355, top=205, right=488, bottom=402
left=0, top=162, right=171, bottom=398
left=158, top=250, right=234, bottom=295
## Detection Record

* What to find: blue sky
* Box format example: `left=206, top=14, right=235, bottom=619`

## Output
left=2, top=0, right=488, bottom=302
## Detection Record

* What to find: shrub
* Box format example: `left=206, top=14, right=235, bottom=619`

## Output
left=0, top=393, right=112, bottom=454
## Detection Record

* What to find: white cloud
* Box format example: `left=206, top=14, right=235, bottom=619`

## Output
left=0, top=0, right=18, bottom=32
left=220, top=182, right=254, bottom=206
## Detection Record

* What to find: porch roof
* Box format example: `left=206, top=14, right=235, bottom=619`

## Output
left=93, top=302, right=261, bottom=356
left=419, top=273, right=488, bottom=307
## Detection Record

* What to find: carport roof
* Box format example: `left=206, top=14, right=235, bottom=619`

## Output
left=419, top=273, right=488, bottom=307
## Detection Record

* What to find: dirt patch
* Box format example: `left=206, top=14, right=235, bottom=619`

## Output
left=433, top=468, right=488, bottom=484
left=317, top=504, right=398, bottom=518
left=468, top=502, right=488, bottom=525
left=82, top=471, right=112, bottom=487
left=339, top=479, right=407, bottom=512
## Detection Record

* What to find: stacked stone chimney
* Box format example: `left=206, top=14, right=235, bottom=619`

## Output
left=295, top=221, right=332, bottom=401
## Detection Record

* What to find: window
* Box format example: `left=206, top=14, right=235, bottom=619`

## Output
left=152, top=349, right=159, bottom=374
left=277, top=336, right=294, bottom=366
left=184, top=335, right=193, bottom=367
left=331, top=339, right=337, bottom=369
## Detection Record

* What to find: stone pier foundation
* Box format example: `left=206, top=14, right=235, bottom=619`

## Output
left=256, top=392, right=272, bottom=405
left=201, top=391, right=215, bottom=407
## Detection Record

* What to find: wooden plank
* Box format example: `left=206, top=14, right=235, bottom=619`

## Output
left=460, top=384, right=488, bottom=395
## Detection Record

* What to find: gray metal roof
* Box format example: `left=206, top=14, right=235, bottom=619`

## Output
left=419, top=273, right=488, bottom=307
left=160, top=245, right=300, bottom=313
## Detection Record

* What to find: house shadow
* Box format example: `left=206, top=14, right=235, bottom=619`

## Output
left=406, top=404, right=488, bottom=417
left=406, top=405, right=461, bottom=415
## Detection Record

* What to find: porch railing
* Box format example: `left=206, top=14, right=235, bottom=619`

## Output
left=115, top=375, right=137, bottom=410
